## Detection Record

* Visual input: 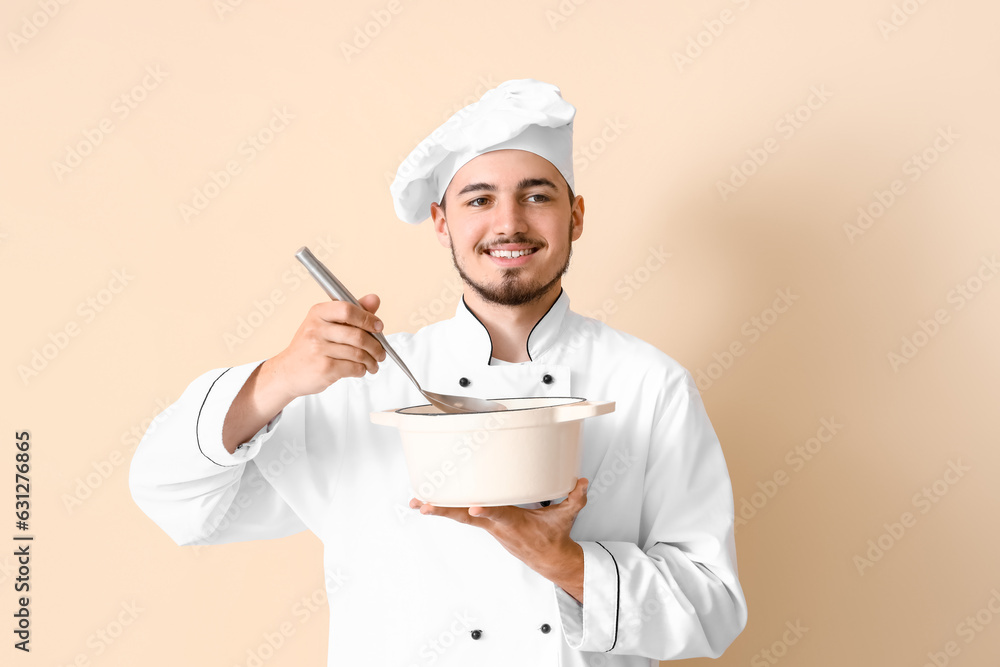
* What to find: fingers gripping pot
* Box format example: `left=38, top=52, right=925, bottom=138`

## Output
left=371, top=397, right=615, bottom=507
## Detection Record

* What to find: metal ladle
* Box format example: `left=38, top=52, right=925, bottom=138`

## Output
left=295, top=247, right=508, bottom=414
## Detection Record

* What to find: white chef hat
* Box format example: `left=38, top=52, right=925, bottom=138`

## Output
left=390, top=78, right=576, bottom=224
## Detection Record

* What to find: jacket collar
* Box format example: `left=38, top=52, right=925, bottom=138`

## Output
left=449, top=287, right=571, bottom=366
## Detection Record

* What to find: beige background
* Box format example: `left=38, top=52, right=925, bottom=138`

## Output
left=3, top=0, right=999, bottom=665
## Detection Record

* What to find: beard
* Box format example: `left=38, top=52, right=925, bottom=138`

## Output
left=448, top=218, right=574, bottom=307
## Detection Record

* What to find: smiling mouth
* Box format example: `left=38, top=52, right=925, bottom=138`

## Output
left=485, top=247, right=539, bottom=259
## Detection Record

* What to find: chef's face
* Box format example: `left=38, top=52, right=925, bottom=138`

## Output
left=430, top=149, right=584, bottom=307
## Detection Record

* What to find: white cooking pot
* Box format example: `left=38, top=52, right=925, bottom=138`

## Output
left=371, top=397, right=615, bottom=507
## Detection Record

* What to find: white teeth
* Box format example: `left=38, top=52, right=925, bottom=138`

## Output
left=489, top=248, right=535, bottom=258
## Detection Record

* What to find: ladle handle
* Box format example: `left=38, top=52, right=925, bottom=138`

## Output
left=294, top=246, right=422, bottom=391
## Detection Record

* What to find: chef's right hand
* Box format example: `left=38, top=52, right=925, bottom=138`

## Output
left=264, top=294, right=387, bottom=400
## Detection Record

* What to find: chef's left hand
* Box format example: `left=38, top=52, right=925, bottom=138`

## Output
left=409, top=477, right=588, bottom=581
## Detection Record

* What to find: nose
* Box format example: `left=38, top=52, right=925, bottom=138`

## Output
left=490, top=196, right=529, bottom=237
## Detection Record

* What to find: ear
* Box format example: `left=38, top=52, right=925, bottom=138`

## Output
left=430, top=202, right=452, bottom=248
left=570, top=195, right=585, bottom=242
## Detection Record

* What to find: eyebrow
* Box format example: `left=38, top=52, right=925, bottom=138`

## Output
left=456, top=177, right=560, bottom=197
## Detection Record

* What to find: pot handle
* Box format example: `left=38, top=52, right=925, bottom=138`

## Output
left=552, top=400, right=616, bottom=423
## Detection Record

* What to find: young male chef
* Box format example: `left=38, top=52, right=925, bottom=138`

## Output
left=130, top=78, right=747, bottom=666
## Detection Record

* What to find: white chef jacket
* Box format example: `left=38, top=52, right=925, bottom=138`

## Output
left=129, top=288, right=747, bottom=666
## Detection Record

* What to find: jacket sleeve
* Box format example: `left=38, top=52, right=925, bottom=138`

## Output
left=553, top=368, right=748, bottom=659
left=129, top=359, right=308, bottom=546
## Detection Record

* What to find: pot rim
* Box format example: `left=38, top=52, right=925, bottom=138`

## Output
left=370, top=398, right=615, bottom=431
left=394, top=395, right=587, bottom=416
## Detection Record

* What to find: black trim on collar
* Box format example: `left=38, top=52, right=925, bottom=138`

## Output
left=461, top=295, right=495, bottom=365
left=596, top=541, right=621, bottom=652
left=196, top=367, right=241, bottom=468
left=525, top=287, right=564, bottom=361
left=461, top=287, right=564, bottom=365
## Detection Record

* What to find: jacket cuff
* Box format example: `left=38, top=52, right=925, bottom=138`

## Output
left=554, top=540, right=621, bottom=652
left=195, top=359, right=283, bottom=467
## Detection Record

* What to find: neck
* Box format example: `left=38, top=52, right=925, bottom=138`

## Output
left=463, top=283, right=562, bottom=363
